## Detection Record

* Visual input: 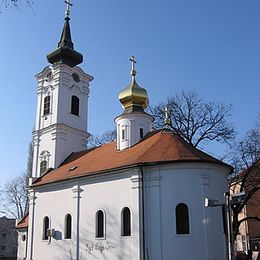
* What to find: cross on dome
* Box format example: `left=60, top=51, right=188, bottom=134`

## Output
left=129, top=56, right=137, bottom=77
left=65, top=0, right=73, bottom=17
left=164, top=107, right=172, bottom=128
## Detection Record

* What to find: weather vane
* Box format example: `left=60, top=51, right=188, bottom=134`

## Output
left=129, top=56, right=137, bottom=77
left=65, top=0, right=73, bottom=18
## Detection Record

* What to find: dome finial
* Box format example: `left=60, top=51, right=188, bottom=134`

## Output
left=65, top=0, right=73, bottom=18
left=164, top=107, right=172, bottom=128
left=129, top=56, right=137, bottom=79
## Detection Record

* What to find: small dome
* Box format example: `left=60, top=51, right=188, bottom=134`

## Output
left=119, top=56, right=149, bottom=111
left=119, top=78, right=149, bottom=110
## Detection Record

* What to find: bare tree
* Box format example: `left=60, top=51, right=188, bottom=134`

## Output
left=0, top=140, right=33, bottom=219
left=230, top=160, right=260, bottom=241
left=149, top=90, right=234, bottom=147
left=26, top=140, right=34, bottom=178
left=88, top=130, right=117, bottom=148
left=1, top=0, right=33, bottom=8
left=229, top=118, right=260, bottom=241
left=1, top=173, right=29, bottom=219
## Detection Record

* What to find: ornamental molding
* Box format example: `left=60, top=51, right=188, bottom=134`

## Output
left=130, top=171, right=142, bottom=189
left=144, top=170, right=160, bottom=187
left=72, top=184, right=83, bottom=199
left=201, top=173, right=210, bottom=186
left=35, top=123, right=89, bottom=138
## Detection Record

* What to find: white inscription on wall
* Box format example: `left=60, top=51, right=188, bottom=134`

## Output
left=85, top=241, right=115, bottom=254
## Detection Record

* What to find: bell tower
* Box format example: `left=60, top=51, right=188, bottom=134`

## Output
left=32, top=1, right=93, bottom=177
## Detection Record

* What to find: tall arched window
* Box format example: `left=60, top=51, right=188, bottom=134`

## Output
left=42, top=216, right=49, bottom=240
left=121, top=207, right=131, bottom=236
left=71, top=95, right=79, bottom=116
left=95, top=210, right=104, bottom=238
left=175, top=203, right=190, bottom=234
left=43, top=96, right=51, bottom=115
left=40, top=160, right=47, bottom=176
left=64, top=214, right=72, bottom=239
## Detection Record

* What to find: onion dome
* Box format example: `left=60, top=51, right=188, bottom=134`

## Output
left=47, top=2, right=83, bottom=67
left=119, top=56, right=149, bottom=113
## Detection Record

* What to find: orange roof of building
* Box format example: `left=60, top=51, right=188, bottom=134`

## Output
left=16, top=213, right=29, bottom=229
left=32, top=130, right=232, bottom=187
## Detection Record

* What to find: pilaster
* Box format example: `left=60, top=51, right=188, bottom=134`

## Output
left=26, top=190, right=37, bottom=260
left=72, top=184, right=83, bottom=260
left=130, top=168, right=143, bottom=260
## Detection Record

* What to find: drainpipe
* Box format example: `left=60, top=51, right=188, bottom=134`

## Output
left=140, top=166, right=146, bottom=260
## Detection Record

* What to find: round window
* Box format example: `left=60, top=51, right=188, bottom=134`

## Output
left=72, top=73, right=80, bottom=82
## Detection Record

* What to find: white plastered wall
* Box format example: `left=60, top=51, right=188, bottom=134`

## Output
left=115, top=112, right=153, bottom=150
left=143, top=162, right=229, bottom=260
left=26, top=169, right=142, bottom=260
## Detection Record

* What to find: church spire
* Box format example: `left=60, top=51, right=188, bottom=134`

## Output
left=47, top=0, right=83, bottom=67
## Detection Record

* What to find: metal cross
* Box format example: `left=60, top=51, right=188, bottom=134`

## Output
left=164, top=107, right=169, bottom=119
left=65, top=0, right=73, bottom=17
left=129, top=56, right=137, bottom=72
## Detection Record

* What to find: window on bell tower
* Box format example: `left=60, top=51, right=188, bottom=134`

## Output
left=40, top=160, right=47, bottom=176
left=71, top=95, right=79, bottom=116
left=43, top=96, right=51, bottom=115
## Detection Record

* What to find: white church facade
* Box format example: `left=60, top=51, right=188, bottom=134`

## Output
left=16, top=3, right=232, bottom=260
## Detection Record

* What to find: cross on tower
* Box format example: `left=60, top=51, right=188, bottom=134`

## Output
left=65, top=0, right=73, bottom=17
left=129, top=56, right=137, bottom=77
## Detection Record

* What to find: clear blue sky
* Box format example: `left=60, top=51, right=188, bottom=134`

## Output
left=0, top=0, right=259, bottom=187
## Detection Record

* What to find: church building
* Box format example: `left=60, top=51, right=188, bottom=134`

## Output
left=16, top=3, right=232, bottom=260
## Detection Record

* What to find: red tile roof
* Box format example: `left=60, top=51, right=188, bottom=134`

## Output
left=16, top=213, right=29, bottom=229
left=32, top=130, right=232, bottom=187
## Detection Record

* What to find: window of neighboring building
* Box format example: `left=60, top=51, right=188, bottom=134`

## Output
left=64, top=214, right=72, bottom=239
left=2, top=233, right=6, bottom=238
left=43, top=95, right=51, bottom=115
left=175, top=203, right=190, bottom=234
left=43, top=216, right=49, bottom=240
left=71, top=95, right=79, bottom=116
left=40, top=160, right=47, bottom=176
left=121, top=207, right=131, bottom=236
left=96, top=210, right=104, bottom=238
left=140, top=128, right=144, bottom=139
left=0, top=246, right=5, bottom=251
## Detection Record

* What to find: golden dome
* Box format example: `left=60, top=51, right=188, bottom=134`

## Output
left=119, top=56, right=149, bottom=111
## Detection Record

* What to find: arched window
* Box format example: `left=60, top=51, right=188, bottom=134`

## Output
left=40, top=160, right=47, bottom=176
left=121, top=207, right=131, bottom=236
left=95, top=210, right=104, bottom=238
left=71, top=95, right=79, bottom=116
left=42, top=216, right=49, bottom=240
left=175, top=203, right=190, bottom=234
left=64, top=214, right=72, bottom=239
left=43, top=96, right=51, bottom=115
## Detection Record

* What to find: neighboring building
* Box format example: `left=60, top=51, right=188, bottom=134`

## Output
left=0, top=216, right=17, bottom=259
left=16, top=4, right=233, bottom=260
left=232, top=160, right=260, bottom=258
left=16, top=214, right=28, bottom=260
